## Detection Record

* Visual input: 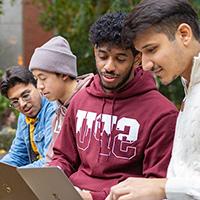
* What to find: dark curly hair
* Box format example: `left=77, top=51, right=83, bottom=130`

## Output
left=0, top=66, right=37, bottom=98
left=89, top=12, right=137, bottom=55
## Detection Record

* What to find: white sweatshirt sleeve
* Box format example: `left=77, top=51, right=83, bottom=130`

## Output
left=165, top=177, right=200, bottom=200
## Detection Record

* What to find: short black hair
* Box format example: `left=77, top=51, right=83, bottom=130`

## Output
left=0, top=66, right=37, bottom=98
left=123, top=0, right=200, bottom=45
left=89, top=12, right=137, bottom=56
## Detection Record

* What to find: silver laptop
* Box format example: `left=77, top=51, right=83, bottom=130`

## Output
left=0, top=162, right=38, bottom=200
left=17, top=166, right=83, bottom=200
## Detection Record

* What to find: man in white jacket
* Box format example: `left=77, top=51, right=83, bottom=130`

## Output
left=106, top=0, right=200, bottom=199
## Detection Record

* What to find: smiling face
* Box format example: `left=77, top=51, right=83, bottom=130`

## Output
left=94, top=44, right=135, bottom=92
left=32, top=69, right=67, bottom=102
left=7, top=83, right=41, bottom=118
left=134, top=26, right=194, bottom=85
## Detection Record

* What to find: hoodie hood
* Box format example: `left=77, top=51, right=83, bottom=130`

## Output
left=86, top=67, right=157, bottom=99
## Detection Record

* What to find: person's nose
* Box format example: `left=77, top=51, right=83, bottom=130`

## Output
left=104, top=58, right=116, bottom=72
left=18, top=97, right=27, bottom=108
left=142, top=54, right=154, bottom=71
left=37, top=80, right=45, bottom=91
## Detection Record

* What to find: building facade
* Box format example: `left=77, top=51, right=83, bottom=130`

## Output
left=0, top=0, right=52, bottom=70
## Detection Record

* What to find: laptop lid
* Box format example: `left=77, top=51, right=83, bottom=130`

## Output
left=17, top=167, right=83, bottom=200
left=0, top=162, right=38, bottom=200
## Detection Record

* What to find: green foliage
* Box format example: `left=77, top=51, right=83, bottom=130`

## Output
left=159, top=78, right=184, bottom=109
left=0, top=95, right=10, bottom=113
left=31, top=0, right=199, bottom=107
left=190, top=0, right=200, bottom=13
left=0, top=69, right=10, bottom=113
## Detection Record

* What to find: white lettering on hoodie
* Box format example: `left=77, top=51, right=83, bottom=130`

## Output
left=76, top=109, right=140, bottom=160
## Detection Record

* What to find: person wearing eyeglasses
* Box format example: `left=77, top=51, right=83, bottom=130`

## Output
left=0, top=66, right=56, bottom=167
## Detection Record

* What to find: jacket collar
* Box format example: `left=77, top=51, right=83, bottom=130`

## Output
left=188, top=53, right=200, bottom=91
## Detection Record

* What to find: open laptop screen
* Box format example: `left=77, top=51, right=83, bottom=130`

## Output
left=0, top=162, right=38, bottom=200
left=17, top=166, right=83, bottom=200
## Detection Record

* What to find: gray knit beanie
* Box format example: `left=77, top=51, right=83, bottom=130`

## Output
left=29, top=36, right=77, bottom=78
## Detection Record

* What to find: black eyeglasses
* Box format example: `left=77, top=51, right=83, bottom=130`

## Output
left=10, top=90, right=32, bottom=108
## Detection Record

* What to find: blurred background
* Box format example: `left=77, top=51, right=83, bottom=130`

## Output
left=0, top=0, right=200, bottom=152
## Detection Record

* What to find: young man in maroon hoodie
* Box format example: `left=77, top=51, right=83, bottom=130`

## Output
left=49, top=12, right=178, bottom=200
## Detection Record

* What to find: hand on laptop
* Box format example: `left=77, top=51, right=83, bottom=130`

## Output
left=105, top=177, right=166, bottom=200
left=75, top=186, right=93, bottom=200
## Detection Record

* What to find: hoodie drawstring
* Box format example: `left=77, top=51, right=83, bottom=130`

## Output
left=98, top=96, right=116, bottom=162
left=98, top=98, right=106, bottom=162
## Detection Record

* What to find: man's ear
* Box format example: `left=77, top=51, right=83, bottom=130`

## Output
left=62, top=75, right=69, bottom=80
left=93, top=45, right=98, bottom=55
left=176, top=23, right=192, bottom=46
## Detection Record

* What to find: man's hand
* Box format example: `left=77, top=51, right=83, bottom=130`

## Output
left=75, top=186, right=93, bottom=200
left=105, top=177, right=167, bottom=200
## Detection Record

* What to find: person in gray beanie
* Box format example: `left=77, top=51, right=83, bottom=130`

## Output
left=29, top=36, right=77, bottom=78
left=29, top=36, right=93, bottom=164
